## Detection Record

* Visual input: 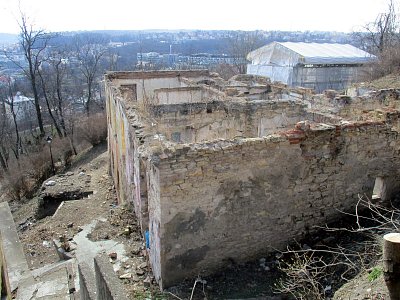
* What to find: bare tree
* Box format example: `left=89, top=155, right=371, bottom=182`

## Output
left=6, top=81, right=22, bottom=160
left=37, top=47, right=71, bottom=138
left=74, top=34, right=108, bottom=114
left=354, top=0, right=400, bottom=78
left=0, top=77, right=24, bottom=161
left=224, top=31, right=264, bottom=74
left=17, top=12, right=52, bottom=137
left=363, top=0, right=398, bottom=54
left=0, top=87, right=11, bottom=171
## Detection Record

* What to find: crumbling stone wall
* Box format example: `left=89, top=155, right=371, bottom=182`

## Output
left=106, top=70, right=219, bottom=216
left=151, top=100, right=307, bottom=143
left=148, top=121, right=400, bottom=287
left=105, top=71, right=400, bottom=289
left=153, top=87, right=223, bottom=105
left=309, top=88, right=400, bottom=122
left=106, top=70, right=209, bottom=104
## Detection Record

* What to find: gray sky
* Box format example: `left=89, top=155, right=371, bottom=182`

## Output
left=0, top=0, right=391, bottom=34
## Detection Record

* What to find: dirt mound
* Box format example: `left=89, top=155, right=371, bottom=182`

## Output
left=334, top=269, right=388, bottom=300
left=360, top=73, right=400, bottom=90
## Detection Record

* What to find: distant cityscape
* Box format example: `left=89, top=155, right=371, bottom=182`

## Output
left=0, top=29, right=356, bottom=77
left=136, top=52, right=247, bottom=69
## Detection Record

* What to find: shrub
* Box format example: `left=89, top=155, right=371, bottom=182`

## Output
left=76, top=113, right=107, bottom=146
left=275, top=252, right=325, bottom=300
left=368, top=267, right=383, bottom=282
left=3, top=164, right=34, bottom=201
left=2, top=136, right=78, bottom=202
left=362, top=46, right=400, bottom=81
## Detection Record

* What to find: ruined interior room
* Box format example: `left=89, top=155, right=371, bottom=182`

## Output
left=106, top=70, right=400, bottom=288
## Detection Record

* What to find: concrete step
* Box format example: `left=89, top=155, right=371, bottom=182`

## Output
left=0, top=202, right=33, bottom=293
left=18, top=260, right=76, bottom=300
left=0, top=202, right=76, bottom=300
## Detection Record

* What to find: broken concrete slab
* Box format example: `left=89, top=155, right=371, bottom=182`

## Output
left=0, top=202, right=77, bottom=299
left=73, top=219, right=128, bottom=274
left=36, top=175, right=94, bottom=219
left=19, top=258, right=76, bottom=300
left=78, top=262, right=97, bottom=300
left=94, top=255, right=129, bottom=300
left=0, top=202, right=33, bottom=293
left=34, top=267, right=70, bottom=299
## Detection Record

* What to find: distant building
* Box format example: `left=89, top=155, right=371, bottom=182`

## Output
left=137, top=52, right=162, bottom=65
left=247, top=42, right=375, bottom=92
left=137, top=52, right=244, bottom=69
left=5, top=92, right=35, bottom=121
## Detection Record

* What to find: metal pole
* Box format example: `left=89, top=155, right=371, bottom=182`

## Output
left=49, top=144, right=55, bottom=175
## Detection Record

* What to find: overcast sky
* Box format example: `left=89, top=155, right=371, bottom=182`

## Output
left=0, top=0, right=392, bottom=34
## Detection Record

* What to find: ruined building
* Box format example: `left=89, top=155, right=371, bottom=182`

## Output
left=105, top=70, right=400, bottom=288
left=247, top=42, right=374, bottom=92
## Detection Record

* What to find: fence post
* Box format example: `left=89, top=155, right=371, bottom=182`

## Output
left=383, top=233, right=400, bottom=300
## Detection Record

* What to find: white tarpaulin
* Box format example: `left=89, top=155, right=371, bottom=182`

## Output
left=247, top=42, right=375, bottom=66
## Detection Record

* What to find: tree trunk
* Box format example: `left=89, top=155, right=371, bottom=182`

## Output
left=11, top=107, right=20, bottom=160
left=0, top=150, right=7, bottom=171
left=8, top=85, right=21, bottom=160
left=56, top=71, right=67, bottom=137
left=383, top=233, right=400, bottom=300
left=38, top=71, right=63, bottom=138
left=86, top=80, right=92, bottom=116
left=28, top=60, right=45, bottom=137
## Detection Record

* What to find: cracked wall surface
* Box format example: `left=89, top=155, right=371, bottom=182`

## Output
left=105, top=70, right=400, bottom=288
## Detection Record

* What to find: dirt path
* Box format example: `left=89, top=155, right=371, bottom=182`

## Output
left=14, top=144, right=114, bottom=268
left=11, top=144, right=156, bottom=298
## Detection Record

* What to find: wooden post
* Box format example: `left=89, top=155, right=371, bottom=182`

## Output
left=383, top=233, right=400, bottom=300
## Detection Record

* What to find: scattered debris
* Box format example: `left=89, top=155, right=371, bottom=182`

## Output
left=53, top=238, right=73, bottom=260
left=324, top=285, right=332, bottom=292
left=42, top=240, right=51, bottom=248
left=136, top=269, right=145, bottom=276
left=143, top=275, right=152, bottom=287
left=119, top=273, right=132, bottom=279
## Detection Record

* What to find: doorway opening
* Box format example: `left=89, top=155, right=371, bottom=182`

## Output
left=372, top=177, right=384, bottom=200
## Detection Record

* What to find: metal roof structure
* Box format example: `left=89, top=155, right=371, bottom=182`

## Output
left=247, top=42, right=375, bottom=66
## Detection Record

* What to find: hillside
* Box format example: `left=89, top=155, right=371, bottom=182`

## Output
left=0, top=32, right=18, bottom=45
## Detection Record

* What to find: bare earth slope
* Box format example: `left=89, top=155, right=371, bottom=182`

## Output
left=11, top=144, right=154, bottom=298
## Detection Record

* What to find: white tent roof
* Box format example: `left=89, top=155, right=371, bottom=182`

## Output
left=247, top=42, right=375, bottom=65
